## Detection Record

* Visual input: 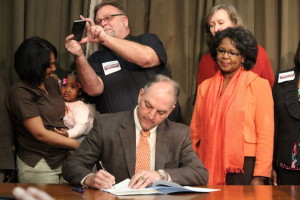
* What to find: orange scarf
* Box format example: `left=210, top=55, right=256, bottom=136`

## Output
left=198, top=68, right=258, bottom=185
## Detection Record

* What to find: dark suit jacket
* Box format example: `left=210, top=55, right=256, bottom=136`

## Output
left=62, top=110, right=208, bottom=186
left=273, top=67, right=300, bottom=169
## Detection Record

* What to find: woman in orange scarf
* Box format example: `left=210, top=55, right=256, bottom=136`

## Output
left=190, top=27, right=274, bottom=185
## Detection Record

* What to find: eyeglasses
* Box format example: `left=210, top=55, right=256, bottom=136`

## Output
left=216, top=48, right=240, bottom=57
left=95, top=14, right=124, bottom=25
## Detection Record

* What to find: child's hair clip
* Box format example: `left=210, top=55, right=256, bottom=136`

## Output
left=62, top=78, right=67, bottom=85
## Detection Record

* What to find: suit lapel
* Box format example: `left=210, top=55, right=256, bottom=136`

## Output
left=118, top=110, right=136, bottom=177
left=155, top=120, right=172, bottom=170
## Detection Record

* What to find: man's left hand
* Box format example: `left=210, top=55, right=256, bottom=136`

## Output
left=128, top=170, right=161, bottom=189
left=79, top=15, right=107, bottom=45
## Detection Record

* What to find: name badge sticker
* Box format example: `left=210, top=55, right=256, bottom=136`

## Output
left=278, top=71, right=295, bottom=83
left=102, top=60, right=121, bottom=75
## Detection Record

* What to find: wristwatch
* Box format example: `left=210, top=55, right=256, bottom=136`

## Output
left=157, top=169, right=167, bottom=180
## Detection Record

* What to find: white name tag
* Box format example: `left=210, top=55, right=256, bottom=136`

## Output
left=102, top=60, right=121, bottom=75
left=278, top=71, right=295, bottom=83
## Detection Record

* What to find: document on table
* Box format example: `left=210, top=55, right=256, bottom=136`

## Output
left=102, top=178, right=220, bottom=196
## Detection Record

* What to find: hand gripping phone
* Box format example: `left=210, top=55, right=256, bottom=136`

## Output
left=71, top=20, right=86, bottom=41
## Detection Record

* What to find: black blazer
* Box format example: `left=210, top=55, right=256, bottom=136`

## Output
left=273, top=67, right=300, bottom=169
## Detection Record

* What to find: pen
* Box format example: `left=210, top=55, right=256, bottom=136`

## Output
left=72, top=187, right=84, bottom=193
left=99, top=161, right=116, bottom=188
left=99, top=161, right=106, bottom=171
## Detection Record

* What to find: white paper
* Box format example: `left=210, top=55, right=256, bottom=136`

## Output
left=113, top=178, right=130, bottom=189
left=102, top=179, right=220, bottom=196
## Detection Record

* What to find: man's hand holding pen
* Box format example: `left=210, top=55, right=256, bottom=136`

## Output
left=83, top=170, right=116, bottom=189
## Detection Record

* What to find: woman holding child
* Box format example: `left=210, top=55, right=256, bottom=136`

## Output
left=6, top=37, right=80, bottom=183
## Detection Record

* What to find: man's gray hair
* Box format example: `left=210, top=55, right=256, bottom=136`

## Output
left=94, top=1, right=126, bottom=21
left=144, top=74, right=180, bottom=105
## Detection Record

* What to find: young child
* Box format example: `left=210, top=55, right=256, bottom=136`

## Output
left=54, top=72, right=95, bottom=140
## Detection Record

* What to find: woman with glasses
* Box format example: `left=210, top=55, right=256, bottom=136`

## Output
left=273, top=41, right=300, bottom=185
left=197, top=3, right=274, bottom=88
left=190, top=27, right=274, bottom=185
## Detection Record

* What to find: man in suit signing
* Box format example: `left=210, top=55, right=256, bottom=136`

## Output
left=62, top=74, right=208, bottom=189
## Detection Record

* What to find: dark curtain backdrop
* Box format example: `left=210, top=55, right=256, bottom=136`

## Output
left=1, top=0, right=299, bottom=124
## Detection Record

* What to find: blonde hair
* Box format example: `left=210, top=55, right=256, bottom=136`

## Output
left=205, top=3, right=244, bottom=45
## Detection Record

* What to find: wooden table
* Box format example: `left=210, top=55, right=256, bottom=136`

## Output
left=0, top=183, right=299, bottom=200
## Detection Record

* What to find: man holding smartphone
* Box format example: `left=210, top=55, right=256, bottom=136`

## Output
left=65, top=1, right=181, bottom=122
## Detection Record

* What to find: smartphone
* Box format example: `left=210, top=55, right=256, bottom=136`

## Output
left=71, top=20, right=86, bottom=41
